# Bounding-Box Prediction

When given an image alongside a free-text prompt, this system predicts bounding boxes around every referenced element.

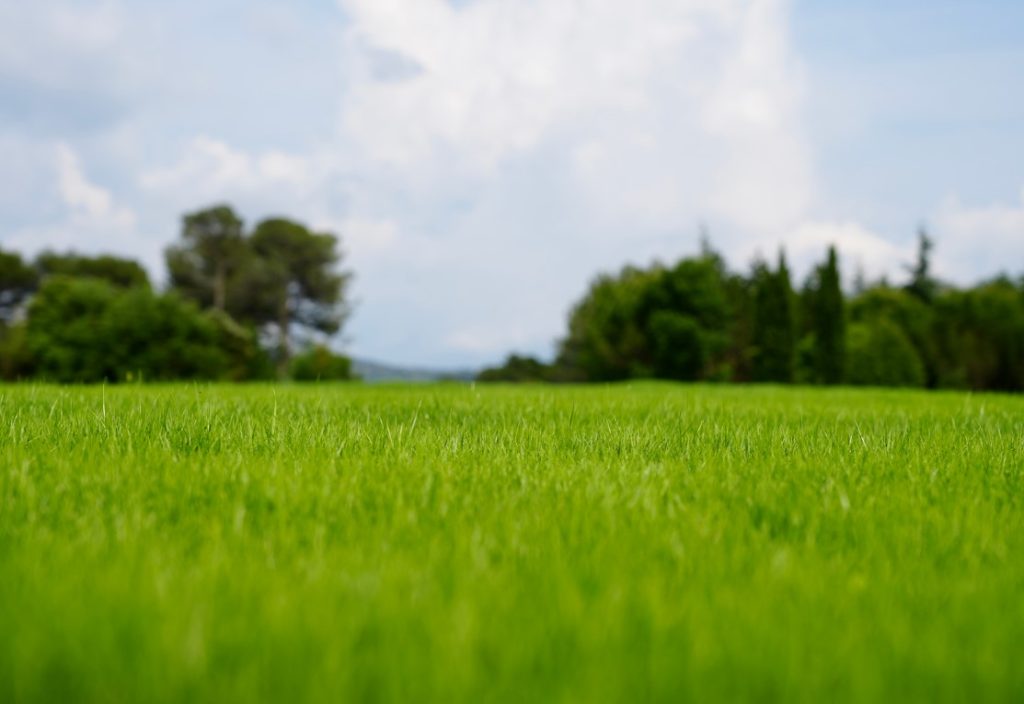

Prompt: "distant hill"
[350,358,477,383]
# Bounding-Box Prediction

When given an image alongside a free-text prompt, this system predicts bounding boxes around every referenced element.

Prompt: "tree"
[558,265,665,381]
[850,284,937,387]
[0,248,38,323]
[248,218,351,372]
[25,276,115,382]
[812,246,845,384]
[166,205,246,311]
[752,251,796,383]
[557,254,730,382]
[35,251,149,289]
[905,226,938,303]
[648,311,705,381]
[846,319,925,388]
[932,279,1024,391]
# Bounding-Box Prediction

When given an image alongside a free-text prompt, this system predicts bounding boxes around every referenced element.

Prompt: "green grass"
[1,383,1022,702]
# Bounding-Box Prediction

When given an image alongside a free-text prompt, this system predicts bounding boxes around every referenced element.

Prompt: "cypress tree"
[813,246,845,384]
[753,250,796,382]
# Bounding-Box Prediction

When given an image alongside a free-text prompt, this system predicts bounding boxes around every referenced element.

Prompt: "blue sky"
[1,0,1022,368]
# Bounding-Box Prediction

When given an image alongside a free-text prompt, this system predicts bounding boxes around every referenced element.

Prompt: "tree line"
[480,232,1024,392]
[0,205,353,383]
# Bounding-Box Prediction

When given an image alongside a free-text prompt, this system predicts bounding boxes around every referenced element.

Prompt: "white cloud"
[783,220,911,287]
[139,136,325,199]
[329,0,820,361]
[6,0,1017,367]
[338,0,812,239]
[5,142,142,264]
[340,0,715,172]
[56,143,116,220]
[934,189,1024,284]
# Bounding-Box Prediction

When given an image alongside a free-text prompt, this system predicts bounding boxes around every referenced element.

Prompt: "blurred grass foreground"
[1,383,1022,702]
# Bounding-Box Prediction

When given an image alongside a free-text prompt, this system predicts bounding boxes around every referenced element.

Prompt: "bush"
[289,345,353,382]
[101,289,229,381]
[0,323,32,380]
[478,355,550,383]
[846,319,925,388]
[25,277,231,382]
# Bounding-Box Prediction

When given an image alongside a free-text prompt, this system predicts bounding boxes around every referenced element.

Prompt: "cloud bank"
[1,0,1021,366]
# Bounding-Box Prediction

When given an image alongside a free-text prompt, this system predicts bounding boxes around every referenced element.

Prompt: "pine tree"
[905,226,937,303]
[813,246,845,384]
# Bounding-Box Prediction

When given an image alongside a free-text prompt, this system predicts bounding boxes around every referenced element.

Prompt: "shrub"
[25,277,231,382]
[846,319,925,388]
[289,345,353,382]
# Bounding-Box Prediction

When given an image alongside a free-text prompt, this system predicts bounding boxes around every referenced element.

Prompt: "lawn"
[1,383,1022,702]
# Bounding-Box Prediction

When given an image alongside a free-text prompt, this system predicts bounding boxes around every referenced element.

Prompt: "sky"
[1,0,1023,369]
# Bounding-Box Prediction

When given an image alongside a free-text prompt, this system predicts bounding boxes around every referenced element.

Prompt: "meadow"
[0,383,1021,702]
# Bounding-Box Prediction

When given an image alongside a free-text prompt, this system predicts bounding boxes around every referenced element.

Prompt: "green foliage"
[811,246,845,384]
[1,384,1022,701]
[549,238,1024,391]
[849,285,936,385]
[846,319,925,388]
[648,311,705,381]
[558,266,657,381]
[558,256,728,382]
[289,345,353,382]
[932,279,1024,390]
[35,251,150,289]
[752,252,796,383]
[249,218,351,366]
[166,210,351,373]
[166,204,246,311]
[478,354,551,382]
[25,276,118,382]
[206,309,276,382]
[24,277,229,382]
[0,322,31,380]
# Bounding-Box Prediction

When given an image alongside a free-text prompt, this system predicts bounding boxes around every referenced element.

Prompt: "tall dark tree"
[752,251,796,383]
[166,205,246,311]
[247,218,351,371]
[812,246,845,384]
[905,226,938,303]
[0,248,38,323]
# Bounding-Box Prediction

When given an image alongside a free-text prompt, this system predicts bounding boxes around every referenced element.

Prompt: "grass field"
[1,383,1022,702]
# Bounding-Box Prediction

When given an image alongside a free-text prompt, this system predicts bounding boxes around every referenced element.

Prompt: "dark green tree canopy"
[557,254,729,382]
[35,251,150,289]
[248,218,351,363]
[166,204,246,310]
[846,319,925,388]
[164,209,352,374]
[249,218,350,334]
[25,276,231,383]
[752,251,796,383]
[811,246,845,384]
[648,311,706,381]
